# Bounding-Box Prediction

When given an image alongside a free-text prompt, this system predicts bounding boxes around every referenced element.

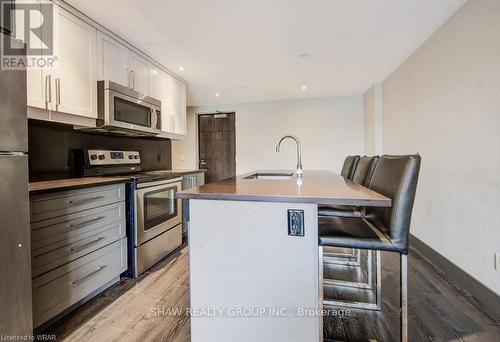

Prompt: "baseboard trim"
[410,234,500,321]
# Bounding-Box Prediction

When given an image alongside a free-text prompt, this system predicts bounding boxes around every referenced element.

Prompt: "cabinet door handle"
[69,216,104,230]
[67,195,104,206]
[129,70,134,89]
[45,75,51,106]
[71,266,106,285]
[56,78,61,105]
[69,237,104,253]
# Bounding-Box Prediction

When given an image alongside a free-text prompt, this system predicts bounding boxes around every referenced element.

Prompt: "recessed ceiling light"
[301,85,308,90]
[178,66,185,71]
[215,93,220,97]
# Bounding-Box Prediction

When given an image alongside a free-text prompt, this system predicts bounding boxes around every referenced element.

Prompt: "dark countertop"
[177,170,391,206]
[29,169,205,194]
[29,177,131,194]
[168,169,206,176]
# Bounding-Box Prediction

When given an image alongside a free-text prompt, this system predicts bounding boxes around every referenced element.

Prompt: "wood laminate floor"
[42,246,500,342]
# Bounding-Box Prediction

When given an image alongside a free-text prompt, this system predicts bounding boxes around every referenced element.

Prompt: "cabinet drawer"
[30,184,125,222]
[32,238,127,328]
[31,202,125,251]
[32,220,126,277]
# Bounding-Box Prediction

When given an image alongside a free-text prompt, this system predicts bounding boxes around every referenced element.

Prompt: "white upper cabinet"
[167,75,187,136]
[25,2,186,137]
[27,0,49,109]
[96,32,129,87]
[51,6,97,118]
[28,5,97,119]
[129,52,150,95]
[150,67,173,133]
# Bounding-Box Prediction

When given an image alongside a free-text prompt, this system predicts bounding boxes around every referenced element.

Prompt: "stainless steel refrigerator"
[0,33,32,336]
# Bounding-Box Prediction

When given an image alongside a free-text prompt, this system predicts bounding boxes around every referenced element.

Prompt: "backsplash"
[28,119,172,181]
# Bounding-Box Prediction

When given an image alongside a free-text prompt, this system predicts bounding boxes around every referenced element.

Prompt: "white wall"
[380,0,500,295]
[363,83,383,155]
[172,96,364,174]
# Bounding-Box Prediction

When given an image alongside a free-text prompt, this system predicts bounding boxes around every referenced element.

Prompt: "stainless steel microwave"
[84,80,162,136]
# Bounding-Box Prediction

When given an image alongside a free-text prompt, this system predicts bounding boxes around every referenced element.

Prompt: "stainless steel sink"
[243,172,293,180]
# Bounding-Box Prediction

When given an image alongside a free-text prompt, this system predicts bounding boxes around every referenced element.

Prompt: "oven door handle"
[136,179,183,190]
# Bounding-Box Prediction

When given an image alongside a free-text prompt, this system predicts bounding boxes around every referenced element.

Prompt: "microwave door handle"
[151,107,158,130]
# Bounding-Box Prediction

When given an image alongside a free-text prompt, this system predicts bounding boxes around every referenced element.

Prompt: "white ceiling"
[66,0,466,106]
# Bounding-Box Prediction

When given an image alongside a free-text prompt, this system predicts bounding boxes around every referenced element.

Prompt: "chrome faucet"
[276,135,303,176]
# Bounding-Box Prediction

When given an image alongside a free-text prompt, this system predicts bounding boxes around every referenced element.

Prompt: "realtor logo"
[1,0,55,70]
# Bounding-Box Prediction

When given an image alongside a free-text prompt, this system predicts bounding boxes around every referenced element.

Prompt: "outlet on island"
[287,209,304,237]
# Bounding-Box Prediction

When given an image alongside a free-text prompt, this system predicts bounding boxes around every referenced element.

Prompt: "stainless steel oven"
[78,80,162,136]
[134,177,183,276]
[136,178,182,245]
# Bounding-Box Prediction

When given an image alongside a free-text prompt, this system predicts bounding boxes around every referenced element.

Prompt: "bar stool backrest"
[365,154,421,254]
[352,156,379,186]
[340,155,360,180]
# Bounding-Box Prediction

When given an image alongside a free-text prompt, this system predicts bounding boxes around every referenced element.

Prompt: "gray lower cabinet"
[30,183,127,328]
[181,172,205,190]
[181,172,205,234]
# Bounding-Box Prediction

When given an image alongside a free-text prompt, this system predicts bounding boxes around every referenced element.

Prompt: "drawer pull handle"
[71,266,106,285]
[69,216,104,230]
[68,196,104,205]
[69,237,104,253]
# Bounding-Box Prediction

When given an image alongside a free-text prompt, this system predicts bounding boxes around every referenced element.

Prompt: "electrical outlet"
[288,209,304,237]
[496,253,500,272]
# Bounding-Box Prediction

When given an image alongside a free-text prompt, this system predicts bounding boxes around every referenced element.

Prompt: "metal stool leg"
[400,254,408,342]
[318,246,324,342]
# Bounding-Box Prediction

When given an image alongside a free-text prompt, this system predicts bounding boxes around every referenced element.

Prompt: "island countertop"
[177,170,391,207]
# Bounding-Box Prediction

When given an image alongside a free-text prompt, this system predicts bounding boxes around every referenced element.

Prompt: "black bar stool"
[340,155,360,180]
[319,155,379,218]
[319,154,421,342]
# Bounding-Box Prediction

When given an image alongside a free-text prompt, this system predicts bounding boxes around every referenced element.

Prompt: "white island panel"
[189,199,320,342]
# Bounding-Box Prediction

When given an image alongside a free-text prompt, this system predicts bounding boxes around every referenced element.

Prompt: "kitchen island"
[177,170,391,342]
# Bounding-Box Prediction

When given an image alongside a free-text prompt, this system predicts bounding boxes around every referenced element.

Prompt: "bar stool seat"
[319,216,398,254]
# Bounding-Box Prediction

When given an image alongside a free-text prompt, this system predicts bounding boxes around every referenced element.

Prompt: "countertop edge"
[28,178,131,194]
[176,192,391,207]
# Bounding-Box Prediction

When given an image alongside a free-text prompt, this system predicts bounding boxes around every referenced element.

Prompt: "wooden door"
[198,113,236,183]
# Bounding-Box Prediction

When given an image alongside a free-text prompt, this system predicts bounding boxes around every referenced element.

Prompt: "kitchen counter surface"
[177,170,391,207]
[29,169,205,194]
[29,177,131,194]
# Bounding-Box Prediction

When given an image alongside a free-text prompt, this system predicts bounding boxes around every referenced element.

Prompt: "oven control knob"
[90,154,97,160]
[98,154,105,160]
[134,155,139,159]
[129,155,134,159]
